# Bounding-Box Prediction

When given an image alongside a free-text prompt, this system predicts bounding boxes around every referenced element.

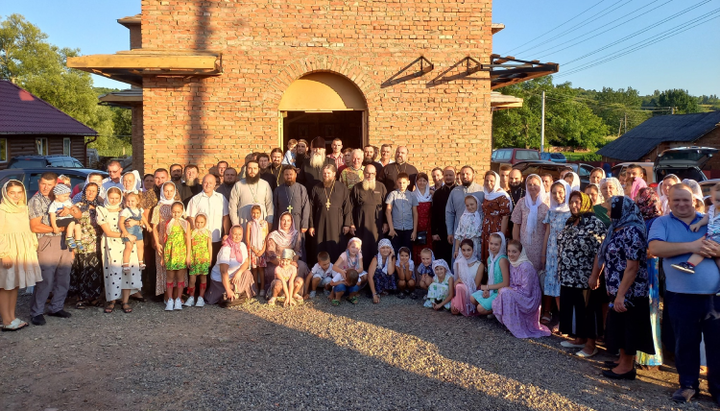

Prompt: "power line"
[505,0,607,54]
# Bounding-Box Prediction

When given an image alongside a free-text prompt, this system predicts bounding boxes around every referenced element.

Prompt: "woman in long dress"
[540,180,571,323]
[481,171,511,261]
[511,174,548,270]
[151,182,188,297]
[412,173,433,262]
[96,187,142,313]
[69,182,104,308]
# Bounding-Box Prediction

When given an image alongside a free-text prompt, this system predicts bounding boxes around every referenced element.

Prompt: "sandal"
[122,303,133,313]
[139,260,146,270]
[130,293,147,303]
[540,314,552,325]
[1,318,28,332]
[75,301,87,310]
[267,297,277,305]
[348,296,359,305]
[331,299,340,306]
[104,301,116,313]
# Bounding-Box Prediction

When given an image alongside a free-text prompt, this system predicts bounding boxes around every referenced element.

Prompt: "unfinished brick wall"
[140,0,493,175]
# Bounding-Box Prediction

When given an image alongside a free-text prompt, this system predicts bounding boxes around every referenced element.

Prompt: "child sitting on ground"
[368,239,396,304]
[268,249,303,307]
[309,251,336,298]
[333,237,367,288]
[395,246,416,299]
[673,182,720,274]
[119,192,150,272]
[48,184,83,251]
[416,248,435,291]
[424,259,455,310]
[282,139,298,166]
[329,269,360,306]
[245,204,268,295]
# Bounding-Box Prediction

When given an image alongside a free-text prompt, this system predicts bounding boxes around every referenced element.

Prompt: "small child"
[185,213,212,307]
[395,247,416,299]
[673,183,720,274]
[119,192,150,272]
[333,237,367,289]
[282,139,298,166]
[386,173,419,253]
[268,249,303,307]
[424,259,455,310]
[368,239,396,304]
[48,184,83,251]
[310,251,336,298]
[416,248,435,291]
[162,202,191,311]
[329,269,360,306]
[454,195,482,260]
[57,174,71,187]
[245,204,268,296]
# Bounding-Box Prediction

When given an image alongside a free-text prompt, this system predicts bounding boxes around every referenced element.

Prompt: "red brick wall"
[139,0,493,176]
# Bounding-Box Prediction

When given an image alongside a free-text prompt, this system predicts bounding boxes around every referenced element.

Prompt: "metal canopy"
[489,55,559,90]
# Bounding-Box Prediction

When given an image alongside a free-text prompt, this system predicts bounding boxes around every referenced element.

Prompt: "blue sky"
[3,0,719,96]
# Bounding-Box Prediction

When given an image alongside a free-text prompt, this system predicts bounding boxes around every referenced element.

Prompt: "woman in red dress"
[481,171,512,261]
[412,173,433,262]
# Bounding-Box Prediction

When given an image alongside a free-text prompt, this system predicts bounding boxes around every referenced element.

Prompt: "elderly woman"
[596,177,623,227]
[592,197,655,380]
[264,212,310,297]
[68,182,104,309]
[481,171,512,261]
[121,171,143,194]
[96,187,142,313]
[557,191,607,357]
[511,174,548,270]
[204,225,256,306]
[0,180,42,331]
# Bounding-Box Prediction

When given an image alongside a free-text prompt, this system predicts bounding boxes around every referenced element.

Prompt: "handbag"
[415,231,428,244]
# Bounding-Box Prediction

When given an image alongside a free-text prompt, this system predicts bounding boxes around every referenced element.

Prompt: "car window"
[9,159,46,168]
[521,165,542,176]
[515,150,540,160]
[578,165,591,177]
[496,150,509,161]
[26,173,44,194]
[656,167,706,182]
[68,174,85,189]
[71,159,83,168]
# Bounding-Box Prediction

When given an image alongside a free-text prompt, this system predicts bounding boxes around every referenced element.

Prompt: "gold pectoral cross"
[325,199,331,210]
[287,205,293,213]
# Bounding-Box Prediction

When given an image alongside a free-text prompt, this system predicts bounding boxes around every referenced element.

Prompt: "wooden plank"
[67,54,218,70]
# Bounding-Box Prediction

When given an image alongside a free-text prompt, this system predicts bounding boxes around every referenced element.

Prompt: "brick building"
[68,0,556,174]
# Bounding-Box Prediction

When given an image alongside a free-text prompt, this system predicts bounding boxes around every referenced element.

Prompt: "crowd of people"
[0,138,718,405]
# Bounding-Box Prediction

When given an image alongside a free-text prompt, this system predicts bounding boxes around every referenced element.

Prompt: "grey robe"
[229,179,274,227]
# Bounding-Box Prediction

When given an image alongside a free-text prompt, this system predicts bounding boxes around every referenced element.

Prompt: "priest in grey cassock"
[350,164,387,268]
[272,166,310,239]
[298,137,335,194]
[308,164,352,267]
[228,160,274,227]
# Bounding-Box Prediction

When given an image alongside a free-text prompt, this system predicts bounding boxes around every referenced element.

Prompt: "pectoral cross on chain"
[325,199,331,210]
[287,205,293,213]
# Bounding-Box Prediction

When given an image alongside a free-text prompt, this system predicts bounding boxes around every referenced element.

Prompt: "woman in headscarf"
[541,180,572,324]
[557,191,607,357]
[592,196,655,380]
[450,239,484,317]
[682,178,705,213]
[471,232,509,315]
[584,183,603,206]
[511,174,549,270]
[264,212,309,297]
[151,181,188,299]
[121,171,143,195]
[493,239,551,339]
[68,182,104,309]
[657,174,680,215]
[481,171,512,261]
[0,180,41,331]
[412,172,433,262]
[204,225,256,306]
[590,168,606,185]
[563,172,581,193]
[96,187,142,313]
[367,238,397,304]
[634,187,664,368]
[596,177,623,227]
[628,177,648,201]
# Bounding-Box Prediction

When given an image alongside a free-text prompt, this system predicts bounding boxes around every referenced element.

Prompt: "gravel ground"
[1,292,717,411]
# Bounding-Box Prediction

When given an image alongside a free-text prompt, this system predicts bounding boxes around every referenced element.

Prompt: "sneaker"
[671,262,696,274]
[184,296,195,307]
[76,243,85,252]
[309,291,317,299]
[671,387,697,403]
[165,299,174,311]
[195,296,205,307]
[174,298,183,310]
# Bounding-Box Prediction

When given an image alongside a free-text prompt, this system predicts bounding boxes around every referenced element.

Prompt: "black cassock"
[350,183,387,268]
[298,156,335,194]
[272,183,310,233]
[308,182,352,267]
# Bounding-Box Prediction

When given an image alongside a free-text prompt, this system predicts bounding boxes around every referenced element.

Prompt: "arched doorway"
[278,72,368,152]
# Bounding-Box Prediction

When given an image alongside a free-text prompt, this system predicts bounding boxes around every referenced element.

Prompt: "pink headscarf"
[630,177,648,201]
[224,225,245,264]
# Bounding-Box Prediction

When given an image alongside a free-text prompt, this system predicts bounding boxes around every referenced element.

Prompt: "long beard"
[245,174,260,184]
[323,178,334,188]
[362,179,376,191]
[310,152,326,169]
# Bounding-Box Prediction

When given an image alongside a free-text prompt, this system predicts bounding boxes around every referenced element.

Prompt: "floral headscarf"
[598,196,646,266]
[376,238,393,274]
[566,191,593,224]
[80,182,101,208]
[635,187,661,222]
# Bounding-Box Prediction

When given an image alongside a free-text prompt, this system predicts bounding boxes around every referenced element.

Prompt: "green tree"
[655,89,700,114]
[586,87,652,135]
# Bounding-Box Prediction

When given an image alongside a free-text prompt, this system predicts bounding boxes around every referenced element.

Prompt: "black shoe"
[602,368,636,380]
[397,292,406,299]
[671,387,697,403]
[48,310,72,318]
[409,291,418,300]
[31,315,46,326]
[603,361,619,369]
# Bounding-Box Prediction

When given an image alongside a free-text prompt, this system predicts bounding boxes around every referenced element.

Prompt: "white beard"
[310,151,326,169]
[362,179,376,191]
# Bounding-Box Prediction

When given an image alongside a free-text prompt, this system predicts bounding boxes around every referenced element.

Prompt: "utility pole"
[541,91,545,153]
[624,112,627,134]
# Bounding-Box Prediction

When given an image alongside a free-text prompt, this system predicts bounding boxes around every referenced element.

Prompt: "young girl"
[119,192,150,273]
[184,213,212,307]
[268,249,302,307]
[540,181,572,323]
[454,195,483,260]
[416,248,435,291]
[367,238,396,304]
[412,173,433,262]
[471,232,510,315]
[423,259,454,311]
[334,237,366,288]
[450,239,484,316]
[245,204,268,295]
[395,247,416,299]
[162,202,191,311]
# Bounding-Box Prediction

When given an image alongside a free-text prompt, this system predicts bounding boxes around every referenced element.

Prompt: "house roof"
[597,111,720,161]
[0,80,98,136]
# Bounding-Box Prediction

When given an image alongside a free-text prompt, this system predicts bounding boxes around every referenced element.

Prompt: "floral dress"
[542,210,571,297]
[424,273,451,309]
[152,203,188,295]
[164,222,188,271]
[511,201,549,271]
[373,256,397,294]
[190,228,211,276]
[69,204,103,302]
[557,215,607,289]
[481,196,511,261]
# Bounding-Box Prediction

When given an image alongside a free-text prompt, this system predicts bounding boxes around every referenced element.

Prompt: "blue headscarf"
[598,196,647,266]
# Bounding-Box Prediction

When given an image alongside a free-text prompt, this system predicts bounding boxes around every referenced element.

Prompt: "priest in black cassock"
[378,145,418,193]
[350,164,388,268]
[272,166,310,235]
[298,137,335,194]
[308,164,352,267]
[431,166,456,266]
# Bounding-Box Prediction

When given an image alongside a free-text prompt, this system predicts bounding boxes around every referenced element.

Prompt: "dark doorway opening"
[282,111,364,152]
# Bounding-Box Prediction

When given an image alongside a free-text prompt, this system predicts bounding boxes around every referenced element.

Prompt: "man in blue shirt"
[649,183,720,405]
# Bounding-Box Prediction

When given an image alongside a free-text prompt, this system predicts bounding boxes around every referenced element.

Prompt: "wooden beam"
[67,53,219,70]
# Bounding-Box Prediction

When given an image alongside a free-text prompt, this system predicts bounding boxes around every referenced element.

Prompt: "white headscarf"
[121,170,143,194]
[600,177,624,199]
[431,259,451,277]
[454,240,479,293]
[564,172,581,192]
[483,171,512,210]
[486,232,507,286]
[508,242,533,268]
[159,181,177,206]
[682,179,704,207]
[523,174,547,239]
[414,183,432,203]
[103,187,124,211]
[376,238,393,274]
[658,174,680,215]
[549,180,571,213]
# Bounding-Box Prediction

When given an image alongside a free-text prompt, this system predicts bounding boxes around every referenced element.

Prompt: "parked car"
[610,162,656,186]
[700,178,720,198]
[8,155,84,169]
[540,152,567,163]
[512,161,594,190]
[491,148,541,171]
[0,168,107,201]
[654,146,716,183]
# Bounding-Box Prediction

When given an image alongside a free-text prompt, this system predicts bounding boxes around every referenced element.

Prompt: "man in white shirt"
[101,160,124,192]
